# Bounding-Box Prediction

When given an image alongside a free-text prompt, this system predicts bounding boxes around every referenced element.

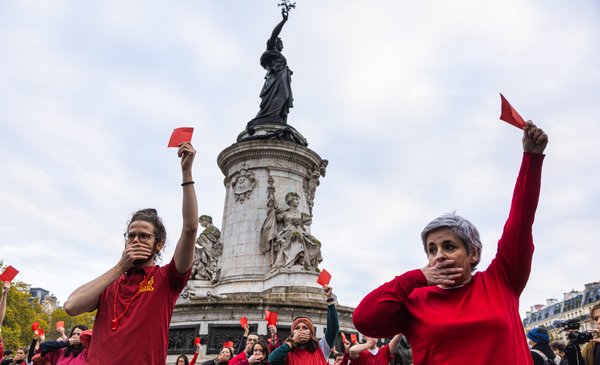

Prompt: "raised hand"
[522,121,548,154]
[420,260,464,286]
[323,285,333,299]
[344,339,351,353]
[178,142,196,172]
[2,281,9,295]
[244,324,250,337]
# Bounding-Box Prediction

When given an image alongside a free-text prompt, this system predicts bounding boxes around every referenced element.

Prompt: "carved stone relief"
[303,160,328,216]
[191,215,222,283]
[167,325,202,354]
[231,163,257,203]
[260,176,323,271]
[207,324,258,355]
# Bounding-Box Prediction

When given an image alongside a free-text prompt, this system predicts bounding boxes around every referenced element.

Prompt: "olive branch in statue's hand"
[278,0,296,18]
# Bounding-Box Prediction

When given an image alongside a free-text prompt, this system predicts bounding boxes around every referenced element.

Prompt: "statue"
[246,8,293,134]
[261,189,323,270]
[191,215,221,282]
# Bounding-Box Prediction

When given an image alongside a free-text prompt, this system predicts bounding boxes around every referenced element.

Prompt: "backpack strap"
[531,349,548,361]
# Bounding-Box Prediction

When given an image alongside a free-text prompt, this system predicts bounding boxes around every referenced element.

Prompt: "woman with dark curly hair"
[38,325,89,365]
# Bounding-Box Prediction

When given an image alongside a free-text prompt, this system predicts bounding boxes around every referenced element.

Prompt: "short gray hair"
[420,213,482,272]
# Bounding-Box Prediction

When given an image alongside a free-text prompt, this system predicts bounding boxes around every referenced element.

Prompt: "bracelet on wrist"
[181,181,195,186]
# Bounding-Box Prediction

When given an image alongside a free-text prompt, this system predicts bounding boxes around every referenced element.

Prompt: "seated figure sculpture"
[270,192,322,269]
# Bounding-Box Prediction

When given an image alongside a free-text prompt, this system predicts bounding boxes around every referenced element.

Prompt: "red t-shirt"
[85,258,190,365]
[353,153,544,365]
[351,345,392,365]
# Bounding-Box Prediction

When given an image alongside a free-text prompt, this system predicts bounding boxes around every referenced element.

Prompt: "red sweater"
[353,153,544,365]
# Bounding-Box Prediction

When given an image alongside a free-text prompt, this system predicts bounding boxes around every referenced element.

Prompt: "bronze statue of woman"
[247,10,293,132]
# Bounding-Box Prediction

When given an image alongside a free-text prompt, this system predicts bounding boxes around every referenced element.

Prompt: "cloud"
[1,0,599,320]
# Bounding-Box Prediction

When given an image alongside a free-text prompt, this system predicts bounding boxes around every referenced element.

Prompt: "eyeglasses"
[124,232,155,242]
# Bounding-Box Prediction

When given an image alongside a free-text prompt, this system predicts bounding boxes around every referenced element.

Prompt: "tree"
[0,264,48,350]
[45,307,96,341]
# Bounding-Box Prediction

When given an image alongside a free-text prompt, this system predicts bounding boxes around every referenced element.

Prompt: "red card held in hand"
[341,332,347,343]
[194,337,201,345]
[228,341,234,348]
[265,309,278,326]
[316,269,332,286]
[351,334,357,343]
[32,322,40,331]
[499,93,526,130]
[56,321,65,329]
[0,265,19,282]
[168,127,194,148]
[38,328,44,336]
[240,316,248,328]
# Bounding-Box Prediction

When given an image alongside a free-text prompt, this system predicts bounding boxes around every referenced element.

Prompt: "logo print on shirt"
[139,276,154,293]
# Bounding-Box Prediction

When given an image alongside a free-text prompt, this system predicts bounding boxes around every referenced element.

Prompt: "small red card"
[265,309,277,326]
[499,93,526,130]
[194,337,201,345]
[32,322,40,331]
[240,316,248,328]
[38,328,44,336]
[0,266,19,282]
[317,269,332,286]
[350,334,357,343]
[56,321,65,329]
[168,127,194,147]
[223,342,228,348]
[341,332,347,343]
[333,346,336,352]
[228,341,233,348]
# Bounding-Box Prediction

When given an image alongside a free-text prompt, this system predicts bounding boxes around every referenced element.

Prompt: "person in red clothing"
[62,142,199,365]
[237,339,270,365]
[353,121,548,365]
[231,325,279,364]
[0,282,9,357]
[349,335,402,365]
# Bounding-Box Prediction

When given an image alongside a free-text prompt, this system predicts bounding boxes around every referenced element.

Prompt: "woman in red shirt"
[353,121,548,365]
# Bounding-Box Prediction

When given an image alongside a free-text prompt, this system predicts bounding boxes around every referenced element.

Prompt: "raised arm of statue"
[267,10,288,50]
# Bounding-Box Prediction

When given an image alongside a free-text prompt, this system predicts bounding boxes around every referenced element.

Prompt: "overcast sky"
[1,0,599,319]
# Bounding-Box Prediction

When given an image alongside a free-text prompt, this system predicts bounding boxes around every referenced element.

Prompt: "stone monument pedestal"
[167,125,356,364]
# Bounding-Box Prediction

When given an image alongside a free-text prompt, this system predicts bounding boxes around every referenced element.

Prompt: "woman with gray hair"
[353,121,548,365]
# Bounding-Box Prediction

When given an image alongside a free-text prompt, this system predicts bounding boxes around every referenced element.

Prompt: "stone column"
[215,124,327,298]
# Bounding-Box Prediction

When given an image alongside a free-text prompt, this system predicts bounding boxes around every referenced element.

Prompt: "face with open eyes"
[426,228,478,287]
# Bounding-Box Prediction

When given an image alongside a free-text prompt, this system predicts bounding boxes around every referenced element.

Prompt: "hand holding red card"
[240,316,248,328]
[194,337,201,345]
[228,341,234,348]
[168,127,194,148]
[499,94,526,130]
[32,322,40,331]
[38,328,44,337]
[0,265,19,282]
[56,321,65,330]
[317,269,331,286]
[350,334,357,343]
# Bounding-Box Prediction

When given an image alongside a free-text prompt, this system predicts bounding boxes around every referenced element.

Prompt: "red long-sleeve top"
[353,153,544,365]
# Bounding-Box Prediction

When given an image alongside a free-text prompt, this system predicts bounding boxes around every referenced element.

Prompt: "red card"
[228,341,234,348]
[56,321,65,329]
[333,346,336,352]
[499,93,525,130]
[341,332,347,343]
[350,334,357,343]
[32,322,40,331]
[194,337,201,345]
[223,342,228,348]
[317,269,332,286]
[240,316,248,328]
[38,329,44,336]
[168,127,194,147]
[0,266,19,282]
[265,309,277,326]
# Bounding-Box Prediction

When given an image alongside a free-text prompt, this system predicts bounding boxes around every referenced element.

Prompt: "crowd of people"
[1,122,599,365]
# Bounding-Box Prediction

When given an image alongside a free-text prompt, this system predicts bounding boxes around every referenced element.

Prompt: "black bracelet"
[181,181,195,186]
[326,298,334,302]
